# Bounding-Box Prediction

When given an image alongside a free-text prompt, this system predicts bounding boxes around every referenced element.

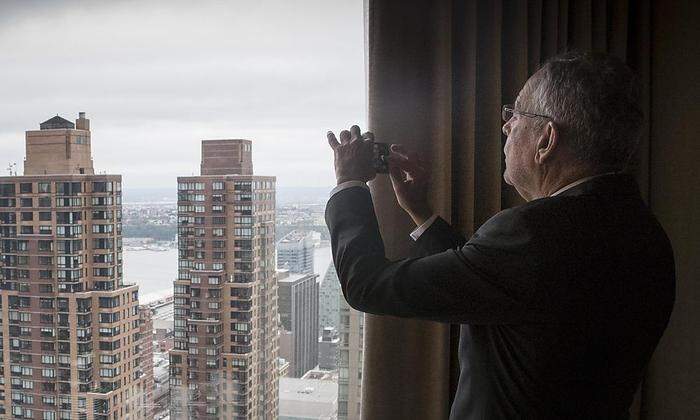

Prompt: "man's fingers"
[350,125,362,141]
[327,131,340,149]
[389,162,405,184]
[388,151,419,170]
[392,144,423,165]
[339,130,352,144]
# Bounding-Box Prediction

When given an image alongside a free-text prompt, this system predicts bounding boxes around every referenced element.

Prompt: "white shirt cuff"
[330,181,369,198]
[409,214,438,241]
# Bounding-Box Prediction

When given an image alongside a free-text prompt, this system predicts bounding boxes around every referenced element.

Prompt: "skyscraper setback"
[277,270,319,378]
[170,139,279,419]
[0,114,153,419]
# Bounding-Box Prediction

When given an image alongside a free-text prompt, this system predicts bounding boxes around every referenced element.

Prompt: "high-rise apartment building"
[337,295,364,420]
[170,139,278,419]
[277,270,318,378]
[318,262,340,335]
[318,326,339,370]
[276,231,314,275]
[0,113,153,419]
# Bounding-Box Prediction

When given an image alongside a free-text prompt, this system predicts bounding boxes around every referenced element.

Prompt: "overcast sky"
[0,0,365,189]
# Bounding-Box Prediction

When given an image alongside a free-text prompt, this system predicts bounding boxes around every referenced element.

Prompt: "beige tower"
[24,112,94,176]
[338,296,364,420]
[0,114,153,419]
[170,139,279,419]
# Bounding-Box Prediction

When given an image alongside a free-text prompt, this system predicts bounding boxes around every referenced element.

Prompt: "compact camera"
[372,142,391,174]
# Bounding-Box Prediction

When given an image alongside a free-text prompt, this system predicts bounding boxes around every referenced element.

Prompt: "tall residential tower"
[170,140,278,419]
[0,113,153,419]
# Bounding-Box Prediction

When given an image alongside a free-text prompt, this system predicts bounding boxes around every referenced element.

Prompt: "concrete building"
[337,295,364,420]
[318,262,340,334]
[278,270,319,378]
[153,351,171,418]
[0,113,153,419]
[278,357,291,379]
[318,327,340,371]
[170,139,279,419]
[279,377,338,420]
[139,305,155,418]
[277,230,314,275]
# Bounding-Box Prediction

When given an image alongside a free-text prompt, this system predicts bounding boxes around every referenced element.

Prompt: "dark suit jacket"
[325,173,675,419]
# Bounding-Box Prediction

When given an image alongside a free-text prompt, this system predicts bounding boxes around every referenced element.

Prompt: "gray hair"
[527,51,643,172]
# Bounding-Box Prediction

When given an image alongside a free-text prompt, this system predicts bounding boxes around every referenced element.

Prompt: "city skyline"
[0,112,352,419]
[0,0,365,189]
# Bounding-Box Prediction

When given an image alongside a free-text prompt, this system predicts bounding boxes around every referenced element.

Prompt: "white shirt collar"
[549,172,617,197]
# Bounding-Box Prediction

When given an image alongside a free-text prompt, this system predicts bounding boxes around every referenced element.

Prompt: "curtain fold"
[364,1,453,419]
[362,1,693,419]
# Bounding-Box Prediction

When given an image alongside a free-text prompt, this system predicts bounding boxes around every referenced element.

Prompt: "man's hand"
[387,144,433,226]
[327,125,376,185]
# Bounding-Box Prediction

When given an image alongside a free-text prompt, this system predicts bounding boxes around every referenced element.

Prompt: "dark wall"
[644,1,700,418]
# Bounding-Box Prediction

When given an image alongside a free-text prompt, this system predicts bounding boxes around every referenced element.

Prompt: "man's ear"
[534,121,558,165]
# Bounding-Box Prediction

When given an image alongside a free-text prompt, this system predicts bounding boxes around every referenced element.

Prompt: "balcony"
[77,305,92,313]
[93,399,110,415]
[230,345,252,354]
[94,382,118,394]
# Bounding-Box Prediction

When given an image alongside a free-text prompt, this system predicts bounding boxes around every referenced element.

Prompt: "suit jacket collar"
[556,172,641,198]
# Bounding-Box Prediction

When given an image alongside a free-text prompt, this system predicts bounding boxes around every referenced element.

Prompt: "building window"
[38,182,51,193]
[38,196,51,207]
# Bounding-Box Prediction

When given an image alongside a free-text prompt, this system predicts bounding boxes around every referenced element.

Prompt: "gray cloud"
[0,0,366,188]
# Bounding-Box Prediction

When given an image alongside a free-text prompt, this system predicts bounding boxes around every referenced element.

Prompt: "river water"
[123,247,334,304]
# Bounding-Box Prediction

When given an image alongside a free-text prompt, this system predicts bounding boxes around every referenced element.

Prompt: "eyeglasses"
[502,104,552,122]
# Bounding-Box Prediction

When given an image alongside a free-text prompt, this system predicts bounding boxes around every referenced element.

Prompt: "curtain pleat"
[364,1,654,419]
[627,0,651,202]
[527,0,544,73]
[473,1,506,222]
[607,0,629,59]
[365,1,453,419]
[569,0,593,50]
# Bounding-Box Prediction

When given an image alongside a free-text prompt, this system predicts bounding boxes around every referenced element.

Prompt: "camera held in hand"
[373,142,391,174]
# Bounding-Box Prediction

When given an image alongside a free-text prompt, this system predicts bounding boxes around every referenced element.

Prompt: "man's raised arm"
[325,185,542,325]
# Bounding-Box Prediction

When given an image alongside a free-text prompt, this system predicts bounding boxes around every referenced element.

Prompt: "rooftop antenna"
[6,162,17,176]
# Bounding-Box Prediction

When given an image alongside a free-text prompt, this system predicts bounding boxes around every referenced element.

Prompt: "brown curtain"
[364,0,699,419]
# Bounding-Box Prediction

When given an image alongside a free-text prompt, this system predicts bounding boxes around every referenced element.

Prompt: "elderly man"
[325,52,675,419]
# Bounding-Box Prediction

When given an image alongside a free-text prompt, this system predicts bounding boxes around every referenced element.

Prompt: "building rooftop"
[279,230,311,244]
[200,139,253,176]
[277,272,317,284]
[39,115,75,130]
[279,377,338,419]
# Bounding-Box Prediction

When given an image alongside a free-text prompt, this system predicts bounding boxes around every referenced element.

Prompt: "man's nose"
[502,121,511,136]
